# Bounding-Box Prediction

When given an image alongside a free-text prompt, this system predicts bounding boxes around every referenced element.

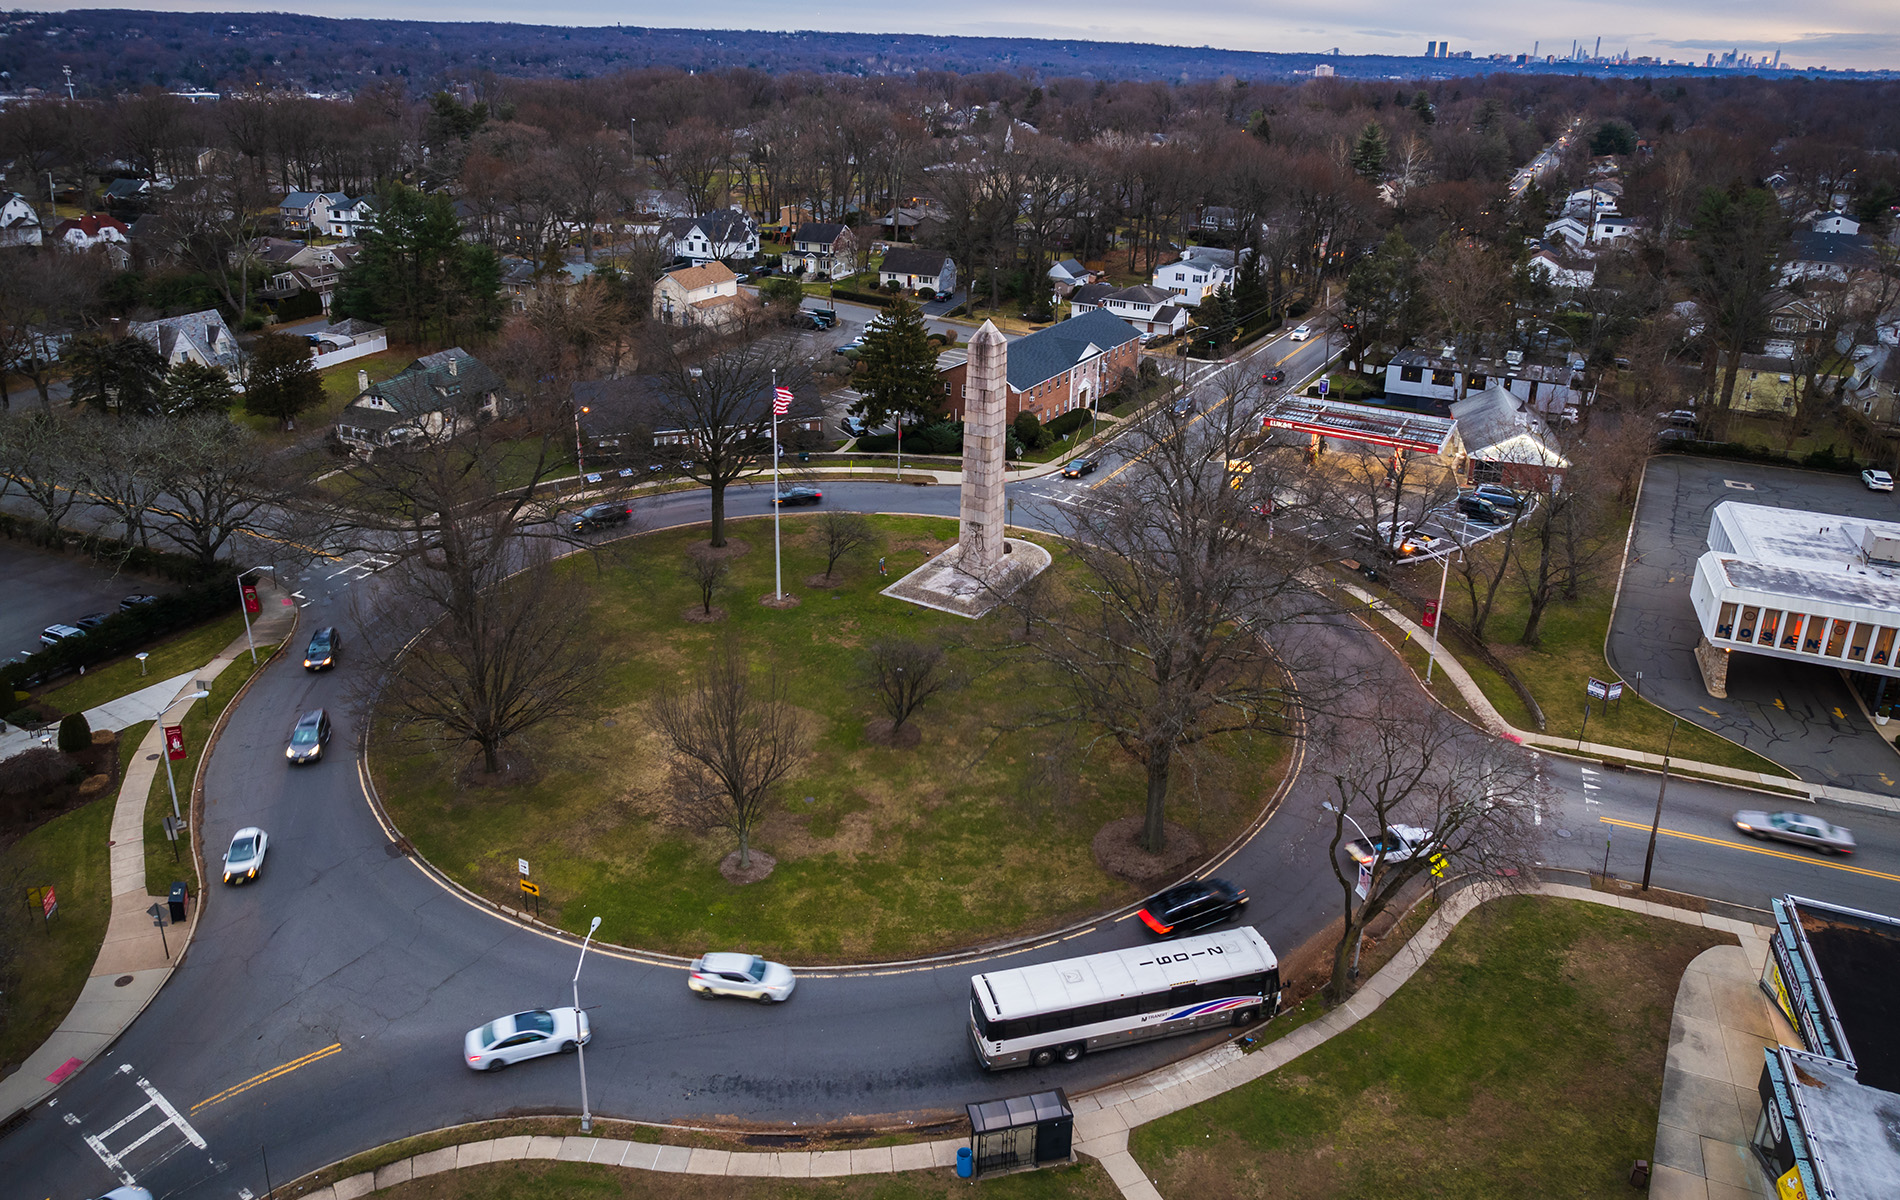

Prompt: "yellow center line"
[1597,817,1900,883]
[192,1042,342,1113]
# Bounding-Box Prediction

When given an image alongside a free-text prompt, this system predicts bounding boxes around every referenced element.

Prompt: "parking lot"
[0,540,162,662]
[1606,455,1900,791]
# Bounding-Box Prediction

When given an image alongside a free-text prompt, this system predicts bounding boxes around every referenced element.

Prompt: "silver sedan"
[1733,811,1855,855]
[688,952,796,1003]
[463,1007,590,1070]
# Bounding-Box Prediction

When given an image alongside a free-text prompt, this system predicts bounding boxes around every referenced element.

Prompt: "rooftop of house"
[792,222,850,246]
[877,246,952,276]
[1790,229,1883,268]
[1001,308,1142,390]
[1388,346,1578,385]
[353,349,506,421]
[663,261,738,291]
[1448,384,1570,468]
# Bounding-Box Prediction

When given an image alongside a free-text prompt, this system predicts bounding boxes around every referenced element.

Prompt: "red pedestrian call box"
[1422,600,1439,630]
[164,725,187,761]
[242,583,261,614]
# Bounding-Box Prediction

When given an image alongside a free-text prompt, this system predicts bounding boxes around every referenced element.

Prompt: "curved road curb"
[354,510,1312,974]
[283,877,1766,1200]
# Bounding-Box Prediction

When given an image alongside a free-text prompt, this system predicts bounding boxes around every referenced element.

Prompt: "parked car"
[1288,324,1313,341]
[1658,409,1698,426]
[1353,520,1422,552]
[1061,459,1097,478]
[934,290,954,302]
[74,612,111,630]
[40,623,85,647]
[1135,877,1249,937]
[840,415,868,438]
[1733,811,1855,855]
[285,709,332,765]
[1471,484,1525,510]
[774,485,823,506]
[1454,495,1503,524]
[1863,469,1894,492]
[120,594,159,611]
[221,826,269,884]
[463,1007,591,1071]
[1344,824,1436,866]
[1260,369,1286,385]
[565,502,633,533]
[832,338,864,355]
[804,307,837,329]
[303,626,340,671]
[85,1187,153,1200]
[688,952,797,1002]
[734,272,750,283]
[1655,428,1695,445]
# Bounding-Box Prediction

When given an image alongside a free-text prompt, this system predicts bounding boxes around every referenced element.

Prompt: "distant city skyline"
[58,3,1900,72]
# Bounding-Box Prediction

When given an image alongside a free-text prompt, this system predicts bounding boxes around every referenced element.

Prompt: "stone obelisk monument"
[880,317,1050,617]
[958,320,1009,569]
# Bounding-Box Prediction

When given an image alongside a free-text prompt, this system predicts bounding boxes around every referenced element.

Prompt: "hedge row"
[827,287,895,308]
[2,572,238,695]
[1045,407,1094,439]
[857,420,965,455]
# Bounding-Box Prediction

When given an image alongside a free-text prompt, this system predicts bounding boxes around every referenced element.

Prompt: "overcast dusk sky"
[69,2,1900,71]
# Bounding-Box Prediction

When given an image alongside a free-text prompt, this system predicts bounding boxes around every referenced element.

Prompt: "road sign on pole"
[520,880,540,897]
[518,858,530,877]
[1355,863,1371,900]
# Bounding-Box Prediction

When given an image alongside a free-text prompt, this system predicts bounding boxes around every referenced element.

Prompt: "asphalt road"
[11,388,1900,1200]
[1606,456,1900,792]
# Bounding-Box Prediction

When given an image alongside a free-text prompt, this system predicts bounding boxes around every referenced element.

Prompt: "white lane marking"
[81,1074,208,1186]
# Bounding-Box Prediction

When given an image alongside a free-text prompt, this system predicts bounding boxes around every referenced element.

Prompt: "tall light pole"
[236,565,275,664]
[573,915,601,1133]
[1425,545,1463,684]
[574,405,589,478]
[159,690,212,821]
[771,374,792,600]
[1640,718,1680,892]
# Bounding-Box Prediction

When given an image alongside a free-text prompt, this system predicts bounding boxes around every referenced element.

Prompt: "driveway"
[1607,456,1900,792]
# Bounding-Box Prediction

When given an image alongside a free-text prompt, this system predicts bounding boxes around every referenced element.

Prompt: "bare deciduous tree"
[1016,377,1340,852]
[814,510,876,583]
[688,551,728,617]
[653,641,808,870]
[1317,704,1546,1001]
[866,638,954,736]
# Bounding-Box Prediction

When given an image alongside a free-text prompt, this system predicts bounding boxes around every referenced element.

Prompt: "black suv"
[303,626,341,671]
[1136,877,1249,937]
[566,502,632,533]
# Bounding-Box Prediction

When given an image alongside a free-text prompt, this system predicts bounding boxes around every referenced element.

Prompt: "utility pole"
[1640,718,1680,892]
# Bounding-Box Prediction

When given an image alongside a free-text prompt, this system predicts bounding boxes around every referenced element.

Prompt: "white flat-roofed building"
[1689,501,1900,698]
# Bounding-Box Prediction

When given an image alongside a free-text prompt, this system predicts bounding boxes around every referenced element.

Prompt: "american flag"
[772,386,794,415]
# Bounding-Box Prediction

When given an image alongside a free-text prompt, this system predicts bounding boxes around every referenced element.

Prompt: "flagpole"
[772,370,783,600]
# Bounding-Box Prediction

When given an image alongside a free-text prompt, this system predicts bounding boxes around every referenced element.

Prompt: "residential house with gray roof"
[128,309,241,378]
[333,349,513,453]
[936,308,1143,425]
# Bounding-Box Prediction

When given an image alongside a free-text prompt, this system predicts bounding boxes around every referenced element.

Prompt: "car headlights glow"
[287,746,296,758]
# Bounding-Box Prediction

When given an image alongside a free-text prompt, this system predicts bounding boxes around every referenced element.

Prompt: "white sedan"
[221,827,269,885]
[1862,469,1893,492]
[688,952,797,1003]
[1288,324,1314,341]
[463,1007,590,1071]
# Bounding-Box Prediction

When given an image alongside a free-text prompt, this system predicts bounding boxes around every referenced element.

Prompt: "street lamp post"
[159,690,212,821]
[573,915,601,1133]
[573,405,589,479]
[1321,801,1372,978]
[1425,545,1464,684]
[236,565,275,664]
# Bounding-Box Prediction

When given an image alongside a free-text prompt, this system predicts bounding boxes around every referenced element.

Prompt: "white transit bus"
[968,927,1280,1070]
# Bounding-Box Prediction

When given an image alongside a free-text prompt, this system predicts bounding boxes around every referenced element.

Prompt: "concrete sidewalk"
[0,669,197,761]
[288,881,1770,1200]
[0,582,299,1123]
[1334,579,1900,814]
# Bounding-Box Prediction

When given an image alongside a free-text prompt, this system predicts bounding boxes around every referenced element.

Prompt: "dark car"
[565,502,632,533]
[774,485,823,506]
[1136,878,1249,937]
[285,708,332,765]
[120,594,159,611]
[74,612,111,630]
[1061,459,1097,478]
[1260,369,1286,386]
[1171,396,1195,417]
[303,626,340,671]
[1454,495,1502,524]
[934,290,954,302]
[1470,484,1525,511]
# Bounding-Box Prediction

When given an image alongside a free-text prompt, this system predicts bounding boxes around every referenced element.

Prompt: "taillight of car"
[468,1054,481,1064]
[1137,909,1172,935]
[1349,846,1375,864]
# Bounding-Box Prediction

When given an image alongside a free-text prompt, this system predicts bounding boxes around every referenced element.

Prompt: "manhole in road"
[114,975,134,987]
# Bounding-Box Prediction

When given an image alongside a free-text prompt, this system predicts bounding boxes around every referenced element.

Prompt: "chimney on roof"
[358,369,369,392]
[448,356,458,377]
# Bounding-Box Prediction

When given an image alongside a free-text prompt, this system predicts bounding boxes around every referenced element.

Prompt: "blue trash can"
[956,1147,972,1178]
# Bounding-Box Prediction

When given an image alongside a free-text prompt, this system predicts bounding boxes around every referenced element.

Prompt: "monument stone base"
[882,538,1052,619]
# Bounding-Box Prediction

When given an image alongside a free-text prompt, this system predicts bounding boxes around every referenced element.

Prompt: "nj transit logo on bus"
[1166,997,1255,1022]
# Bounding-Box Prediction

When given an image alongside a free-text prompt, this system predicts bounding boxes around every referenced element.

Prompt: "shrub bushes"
[58,712,92,753]
[857,420,964,455]
[828,287,895,307]
[0,571,238,693]
[1046,408,1093,439]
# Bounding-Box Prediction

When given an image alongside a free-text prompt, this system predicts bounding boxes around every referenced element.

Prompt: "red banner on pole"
[1422,600,1439,630]
[41,886,56,918]
[164,725,186,761]
[242,583,261,614]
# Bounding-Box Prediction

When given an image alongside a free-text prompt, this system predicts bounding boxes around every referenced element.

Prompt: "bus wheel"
[1031,1048,1055,1068]
[1232,1007,1258,1026]
[1059,1043,1084,1063]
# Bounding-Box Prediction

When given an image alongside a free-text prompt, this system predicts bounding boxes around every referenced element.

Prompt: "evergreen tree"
[1230,243,1267,324]
[334,183,501,343]
[853,300,943,431]
[1411,91,1436,125]
[159,359,237,417]
[64,334,167,419]
[1351,121,1389,179]
[1343,232,1425,368]
[1589,120,1638,157]
[243,331,325,429]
